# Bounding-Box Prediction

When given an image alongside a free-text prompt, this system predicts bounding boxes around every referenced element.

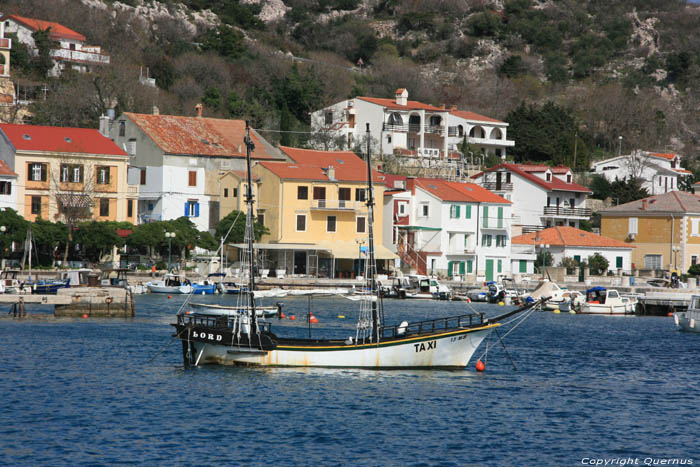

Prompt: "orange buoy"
[290,315,296,321]
[467,297,472,303]
[168,295,172,299]
[310,316,319,324]
[280,312,286,319]
[82,313,88,319]
[667,312,674,317]
[476,360,485,372]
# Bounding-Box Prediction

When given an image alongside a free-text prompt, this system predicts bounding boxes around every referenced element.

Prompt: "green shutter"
[482,206,488,228]
[616,256,623,268]
[456,205,460,218]
[459,261,465,275]
[574,255,581,264]
[497,206,503,228]
[447,261,454,279]
[519,259,527,273]
[497,259,502,273]
[466,205,471,219]
[467,260,473,273]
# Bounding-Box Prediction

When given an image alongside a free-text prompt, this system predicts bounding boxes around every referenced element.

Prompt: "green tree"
[273,64,322,125]
[498,55,527,78]
[587,253,609,275]
[535,250,553,273]
[126,222,168,262]
[590,175,612,200]
[73,221,126,263]
[0,209,28,262]
[31,219,67,267]
[610,177,649,205]
[31,29,57,77]
[559,256,578,274]
[200,25,247,60]
[215,210,269,243]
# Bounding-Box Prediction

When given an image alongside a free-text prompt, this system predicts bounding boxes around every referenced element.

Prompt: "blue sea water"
[1,295,698,466]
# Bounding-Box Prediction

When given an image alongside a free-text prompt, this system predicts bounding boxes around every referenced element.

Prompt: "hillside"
[3,0,700,175]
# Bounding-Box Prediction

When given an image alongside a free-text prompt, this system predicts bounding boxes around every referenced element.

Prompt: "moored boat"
[580,287,631,315]
[171,122,544,369]
[674,295,700,333]
[147,273,193,294]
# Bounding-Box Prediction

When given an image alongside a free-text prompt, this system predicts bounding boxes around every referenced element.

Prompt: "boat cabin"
[100,269,131,287]
[586,286,618,304]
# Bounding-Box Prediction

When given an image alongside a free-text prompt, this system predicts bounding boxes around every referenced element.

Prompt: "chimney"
[395,88,407,106]
[327,165,336,181]
[195,103,203,118]
[642,199,647,211]
[152,106,159,115]
[98,114,110,137]
[440,104,445,109]
[451,105,457,111]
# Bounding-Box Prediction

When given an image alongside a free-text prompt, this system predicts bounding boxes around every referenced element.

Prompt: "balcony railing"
[481,182,513,191]
[311,199,364,210]
[521,225,543,234]
[50,48,110,65]
[543,206,591,218]
[383,123,444,135]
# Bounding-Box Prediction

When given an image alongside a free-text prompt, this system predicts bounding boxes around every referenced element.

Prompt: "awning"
[396,225,441,231]
[230,243,320,250]
[316,241,398,260]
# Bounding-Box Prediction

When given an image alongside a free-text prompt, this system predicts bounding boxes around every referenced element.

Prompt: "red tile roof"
[124,113,281,160]
[650,152,676,160]
[0,160,17,177]
[3,14,86,42]
[512,226,634,248]
[357,96,446,112]
[472,163,591,194]
[0,123,126,156]
[231,170,260,181]
[262,147,383,183]
[413,178,510,204]
[450,110,504,124]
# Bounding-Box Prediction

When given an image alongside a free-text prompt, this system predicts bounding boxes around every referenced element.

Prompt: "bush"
[559,257,578,275]
[688,264,700,276]
[588,253,609,275]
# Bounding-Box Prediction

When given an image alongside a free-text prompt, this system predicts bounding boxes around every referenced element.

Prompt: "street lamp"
[672,245,681,270]
[539,243,550,279]
[0,225,5,269]
[618,136,623,156]
[165,231,176,272]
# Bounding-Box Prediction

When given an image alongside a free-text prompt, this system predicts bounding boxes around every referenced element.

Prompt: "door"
[294,251,307,275]
[496,172,502,191]
[338,187,350,208]
[485,259,494,281]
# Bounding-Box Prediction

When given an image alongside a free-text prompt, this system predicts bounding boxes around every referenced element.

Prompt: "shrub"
[688,264,700,276]
[559,257,578,275]
[588,253,609,275]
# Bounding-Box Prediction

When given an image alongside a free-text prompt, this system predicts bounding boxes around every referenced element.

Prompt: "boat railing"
[177,312,272,333]
[380,313,484,339]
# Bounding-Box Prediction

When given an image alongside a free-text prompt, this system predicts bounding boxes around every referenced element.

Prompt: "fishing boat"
[0,269,23,294]
[171,123,544,369]
[674,295,700,333]
[191,280,217,295]
[147,273,193,294]
[26,278,71,294]
[580,286,631,315]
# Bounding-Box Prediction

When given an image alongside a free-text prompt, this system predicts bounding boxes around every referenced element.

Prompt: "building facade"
[472,163,592,233]
[0,159,17,211]
[108,109,285,231]
[0,123,137,224]
[1,14,109,76]
[600,191,700,272]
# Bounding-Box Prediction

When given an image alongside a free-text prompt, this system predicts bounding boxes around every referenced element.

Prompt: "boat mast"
[364,124,383,339]
[244,121,257,332]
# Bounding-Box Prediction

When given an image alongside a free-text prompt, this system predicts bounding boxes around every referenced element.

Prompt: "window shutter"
[466,205,471,219]
[628,217,638,235]
[184,202,189,217]
[456,205,460,218]
[497,259,502,273]
[105,167,110,184]
[447,261,454,278]
[482,206,488,228]
[195,202,200,217]
[467,260,473,273]
[27,164,32,181]
[459,261,465,275]
[41,164,47,182]
[497,206,503,228]
[519,260,527,273]
[616,256,623,269]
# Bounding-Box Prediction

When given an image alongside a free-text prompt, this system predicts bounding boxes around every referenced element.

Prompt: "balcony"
[50,48,110,65]
[127,185,139,195]
[466,136,515,147]
[543,206,591,218]
[481,182,513,191]
[311,199,364,211]
[383,123,445,135]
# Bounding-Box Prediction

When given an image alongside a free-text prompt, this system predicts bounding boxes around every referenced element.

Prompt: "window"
[0,181,10,195]
[185,200,199,217]
[450,205,460,218]
[188,170,197,187]
[257,213,265,226]
[99,198,110,217]
[464,234,469,249]
[327,215,337,232]
[60,164,83,183]
[339,188,351,206]
[224,188,229,198]
[28,163,47,182]
[497,206,503,228]
[421,203,429,217]
[356,216,366,233]
[119,121,125,137]
[482,206,488,228]
[546,172,552,182]
[127,138,136,155]
[140,168,146,185]
[298,186,308,200]
[296,214,306,232]
[519,260,527,273]
[506,173,511,183]
[497,259,502,273]
[465,205,471,219]
[628,217,638,235]
[692,256,698,266]
[644,254,662,270]
[616,256,623,269]
[313,186,326,200]
[31,196,41,215]
[127,199,133,217]
[97,166,110,185]
[398,202,407,216]
[355,188,367,202]
[467,260,473,273]
[567,174,572,183]
[233,188,238,197]
[325,111,333,125]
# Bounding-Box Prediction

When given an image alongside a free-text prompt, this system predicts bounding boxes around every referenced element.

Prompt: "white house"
[311,88,514,163]
[472,163,592,233]
[0,14,109,76]
[383,176,512,281]
[108,107,286,232]
[511,226,634,273]
[590,150,691,195]
[0,159,16,211]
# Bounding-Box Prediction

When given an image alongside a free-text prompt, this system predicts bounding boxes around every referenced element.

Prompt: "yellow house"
[600,191,700,272]
[0,123,138,224]
[218,170,260,220]
[251,146,396,278]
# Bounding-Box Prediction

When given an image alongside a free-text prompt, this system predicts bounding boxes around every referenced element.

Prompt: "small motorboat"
[26,277,71,294]
[147,273,193,294]
[675,295,700,333]
[191,280,217,295]
[580,287,631,315]
[0,269,23,294]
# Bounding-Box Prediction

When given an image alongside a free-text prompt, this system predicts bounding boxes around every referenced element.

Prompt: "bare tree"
[624,149,654,181]
[50,157,96,264]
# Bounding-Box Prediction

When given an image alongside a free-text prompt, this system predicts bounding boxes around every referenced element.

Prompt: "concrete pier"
[54,287,134,317]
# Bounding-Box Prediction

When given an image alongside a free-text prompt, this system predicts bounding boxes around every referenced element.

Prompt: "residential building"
[512,226,634,274]
[0,159,17,211]
[252,146,395,278]
[590,150,691,194]
[472,163,592,233]
[0,123,137,224]
[218,170,260,220]
[108,108,285,231]
[383,177,512,281]
[1,14,110,76]
[310,88,514,163]
[600,191,700,272]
